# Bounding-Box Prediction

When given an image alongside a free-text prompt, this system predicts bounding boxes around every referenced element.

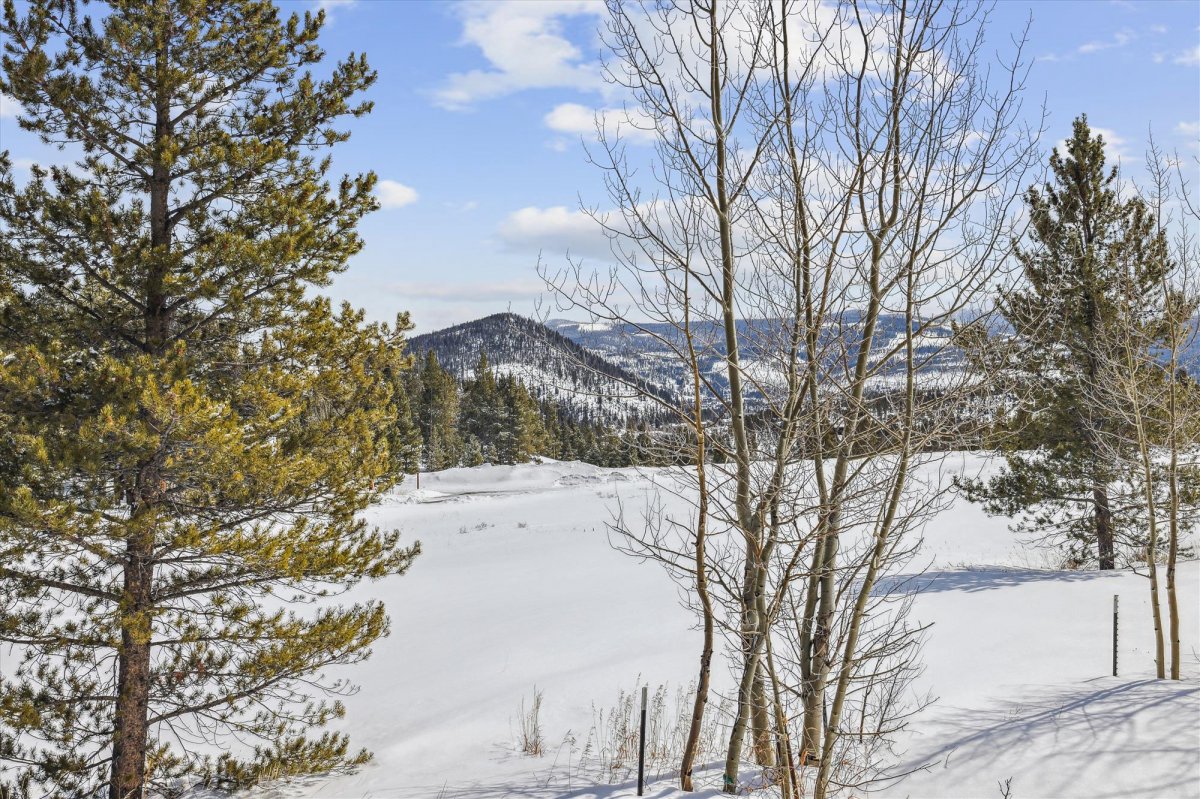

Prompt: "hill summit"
[408,313,679,426]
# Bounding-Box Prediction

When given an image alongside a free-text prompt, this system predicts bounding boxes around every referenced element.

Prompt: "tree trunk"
[797,528,825,764]
[765,632,799,799]
[750,634,775,767]
[680,635,713,791]
[112,9,171,794]
[1137,442,1165,678]
[1093,481,1115,570]
[749,559,775,769]
[702,0,767,787]
[802,525,837,764]
[1166,474,1180,679]
[722,625,765,793]
[680,292,714,792]
[110,534,154,799]
[1166,373,1181,680]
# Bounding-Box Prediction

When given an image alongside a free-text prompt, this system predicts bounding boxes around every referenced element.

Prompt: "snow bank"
[240,456,1200,799]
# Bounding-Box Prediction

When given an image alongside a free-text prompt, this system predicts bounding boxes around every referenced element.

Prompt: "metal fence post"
[1112,594,1119,677]
[637,685,647,796]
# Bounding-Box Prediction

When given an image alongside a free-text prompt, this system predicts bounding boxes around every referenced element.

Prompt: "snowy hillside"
[239,456,1200,799]
[549,315,973,404]
[410,313,679,426]
[409,314,977,433]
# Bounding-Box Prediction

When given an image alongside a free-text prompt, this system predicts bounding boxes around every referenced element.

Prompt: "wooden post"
[1112,594,1119,677]
[637,685,647,796]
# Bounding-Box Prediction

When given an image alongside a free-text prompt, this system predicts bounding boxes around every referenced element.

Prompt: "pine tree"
[460,435,484,467]
[460,352,503,462]
[414,351,461,470]
[0,2,419,796]
[961,115,1170,569]
[540,399,563,459]
[388,364,423,477]
[496,375,549,464]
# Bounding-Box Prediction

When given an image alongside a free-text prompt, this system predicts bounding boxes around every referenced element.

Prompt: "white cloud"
[432,0,607,110]
[544,103,598,135]
[0,93,22,119]
[1040,28,1136,62]
[376,180,419,209]
[497,205,612,260]
[1059,126,1134,165]
[1174,46,1200,66]
[1077,29,1135,54]
[314,0,356,20]
[544,102,657,145]
[386,279,545,303]
[1176,121,1200,137]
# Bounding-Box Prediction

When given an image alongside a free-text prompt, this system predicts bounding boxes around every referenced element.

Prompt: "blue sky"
[2,0,1198,332]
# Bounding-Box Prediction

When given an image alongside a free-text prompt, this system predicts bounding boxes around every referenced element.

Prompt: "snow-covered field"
[243,456,1200,799]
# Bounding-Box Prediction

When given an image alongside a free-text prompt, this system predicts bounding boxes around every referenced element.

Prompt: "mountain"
[408,313,680,426]
[547,315,971,400]
[410,313,979,429]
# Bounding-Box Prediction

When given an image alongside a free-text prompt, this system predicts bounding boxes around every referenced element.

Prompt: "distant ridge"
[408,313,679,426]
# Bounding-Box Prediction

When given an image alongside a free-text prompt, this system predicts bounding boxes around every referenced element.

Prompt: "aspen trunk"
[751,667,774,767]
[722,629,765,792]
[680,277,714,791]
[1136,440,1165,678]
[765,632,799,799]
[703,0,767,787]
[801,519,838,764]
[1165,347,1182,680]
[1166,466,1181,679]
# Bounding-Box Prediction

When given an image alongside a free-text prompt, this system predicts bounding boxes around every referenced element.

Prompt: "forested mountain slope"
[410,313,679,426]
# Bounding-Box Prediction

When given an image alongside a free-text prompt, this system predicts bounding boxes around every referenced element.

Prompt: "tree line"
[393,350,689,474]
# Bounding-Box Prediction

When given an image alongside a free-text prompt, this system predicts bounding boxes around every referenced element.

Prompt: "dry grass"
[518,687,545,756]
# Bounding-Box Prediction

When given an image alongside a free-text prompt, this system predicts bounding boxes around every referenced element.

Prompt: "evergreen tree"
[460,434,484,467]
[496,375,549,464]
[0,2,419,796]
[540,399,563,459]
[388,364,423,477]
[460,352,503,462]
[960,116,1170,569]
[415,351,461,470]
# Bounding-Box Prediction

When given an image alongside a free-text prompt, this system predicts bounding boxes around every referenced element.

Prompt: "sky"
[1,0,1198,333]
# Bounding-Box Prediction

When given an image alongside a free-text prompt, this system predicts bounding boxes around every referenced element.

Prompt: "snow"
[480,359,674,423]
[239,455,1200,799]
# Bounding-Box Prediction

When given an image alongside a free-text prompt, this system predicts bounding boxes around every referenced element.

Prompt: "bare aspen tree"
[750,3,1038,795]
[1078,139,1200,682]
[545,0,1038,794]
[1077,216,1171,678]
[1163,151,1200,681]
[1093,140,1200,681]
[679,257,717,791]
